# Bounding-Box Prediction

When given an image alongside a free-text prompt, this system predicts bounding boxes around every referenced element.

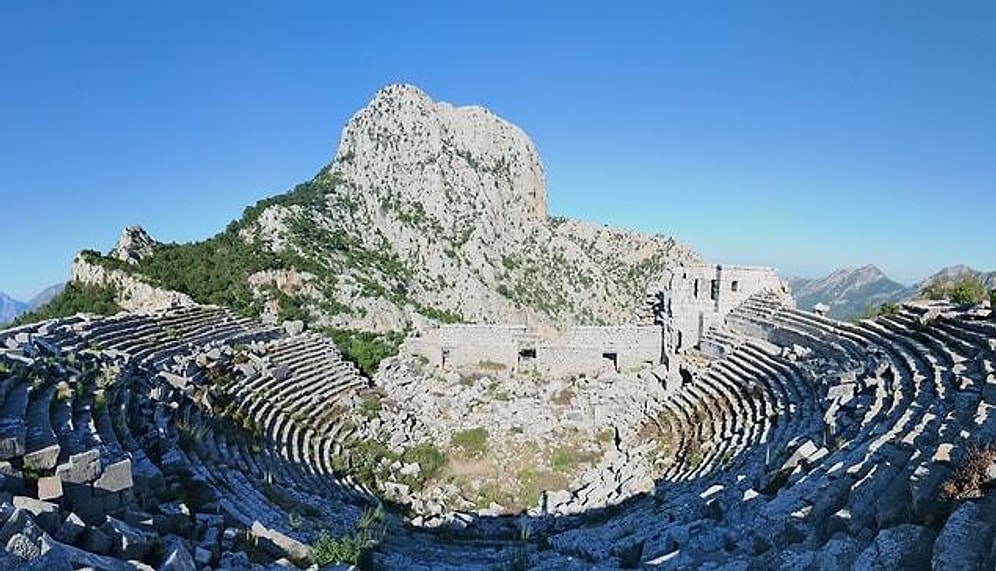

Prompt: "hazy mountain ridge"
[0,283,65,325]
[27,283,65,309]
[0,294,28,326]
[789,264,995,320]
[788,265,908,320]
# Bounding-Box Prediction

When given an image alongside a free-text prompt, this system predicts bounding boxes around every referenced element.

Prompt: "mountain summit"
[788,265,908,319]
[71,84,701,332]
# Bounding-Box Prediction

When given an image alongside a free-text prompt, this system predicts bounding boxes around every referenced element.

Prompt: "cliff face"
[76,84,701,330]
[71,254,194,313]
[236,84,699,330]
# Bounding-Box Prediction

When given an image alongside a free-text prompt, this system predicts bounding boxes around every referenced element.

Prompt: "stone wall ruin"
[649,264,789,353]
[404,324,663,378]
[405,263,788,378]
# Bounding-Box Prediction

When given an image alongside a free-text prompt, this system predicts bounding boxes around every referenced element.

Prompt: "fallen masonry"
[0,293,991,568]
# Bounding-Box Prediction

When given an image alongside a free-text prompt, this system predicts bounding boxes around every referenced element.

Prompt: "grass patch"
[312,505,386,567]
[450,427,489,459]
[477,360,507,373]
[400,442,447,491]
[359,394,382,420]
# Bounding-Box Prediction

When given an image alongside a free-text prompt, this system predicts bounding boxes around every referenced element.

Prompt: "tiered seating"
[0,306,383,568]
[546,296,996,569]
[0,295,994,569]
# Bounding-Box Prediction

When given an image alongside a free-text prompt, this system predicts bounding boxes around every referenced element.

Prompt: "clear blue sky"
[2,1,994,300]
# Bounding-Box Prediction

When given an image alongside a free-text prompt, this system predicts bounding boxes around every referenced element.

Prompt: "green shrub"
[415,304,465,324]
[321,328,406,377]
[312,531,364,566]
[344,439,398,490]
[275,290,311,322]
[951,277,986,305]
[359,394,382,420]
[400,442,447,490]
[924,277,987,305]
[311,506,386,566]
[450,427,489,459]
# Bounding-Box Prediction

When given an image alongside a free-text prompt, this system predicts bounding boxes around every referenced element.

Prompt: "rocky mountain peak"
[111,226,157,265]
[329,84,547,226]
[788,264,908,320]
[853,264,886,279]
[70,85,699,331]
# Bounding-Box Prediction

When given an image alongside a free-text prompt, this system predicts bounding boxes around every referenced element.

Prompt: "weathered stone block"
[36,475,63,502]
[56,449,101,484]
[250,520,311,563]
[220,550,250,568]
[0,431,26,460]
[853,524,935,570]
[931,501,992,570]
[6,532,41,560]
[161,535,197,571]
[0,508,45,550]
[23,444,61,472]
[101,515,151,560]
[12,496,60,534]
[193,545,212,566]
[81,526,113,555]
[53,512,86,545]
[20,545,73,571]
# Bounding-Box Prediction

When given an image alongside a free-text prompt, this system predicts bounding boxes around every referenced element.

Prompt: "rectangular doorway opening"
[518,348,536,363]
[602,352,618,372]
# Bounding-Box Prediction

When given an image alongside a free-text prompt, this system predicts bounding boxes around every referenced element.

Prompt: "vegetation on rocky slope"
[12,281,121,326]
[923,276,988,305]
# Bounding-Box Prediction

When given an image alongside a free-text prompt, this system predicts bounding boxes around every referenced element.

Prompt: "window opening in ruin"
[731,280,740,292]
[602,352,618,372]
[710,279,720,301]
[680,367,694,387]
[518,348,536,362]
[441,348,450,368]
[694,279,700,298]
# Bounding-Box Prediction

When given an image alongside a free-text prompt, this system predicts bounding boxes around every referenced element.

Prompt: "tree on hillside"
[951,277,986,305]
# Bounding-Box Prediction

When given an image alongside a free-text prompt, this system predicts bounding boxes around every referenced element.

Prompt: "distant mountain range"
[788,265,995,320]
[0,283,66,326]
[788,265,909,320]
[0,294,28,326]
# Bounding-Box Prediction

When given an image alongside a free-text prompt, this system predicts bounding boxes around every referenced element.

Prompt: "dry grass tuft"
[941,444,996,500]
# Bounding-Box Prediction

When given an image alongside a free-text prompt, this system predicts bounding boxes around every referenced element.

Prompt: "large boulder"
[853,524,935,570]
[931,501,993,570]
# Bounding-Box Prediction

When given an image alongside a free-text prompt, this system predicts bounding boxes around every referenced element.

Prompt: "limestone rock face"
[337,84,547,225]
[71,254,193,313]
[236,84,700,330]
[62,85,700,331]
[110,226,156,265]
